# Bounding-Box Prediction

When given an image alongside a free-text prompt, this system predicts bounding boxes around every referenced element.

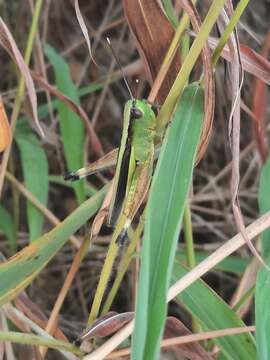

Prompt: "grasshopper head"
[127,99,156,122]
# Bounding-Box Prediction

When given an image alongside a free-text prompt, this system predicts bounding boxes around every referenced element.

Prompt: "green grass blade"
[172,259,256,359]
[255,258,270,360]
[0,186,106,306]
[15,122,48,241]
[256,155,270,359]
[258,155,270,257]
[132,83,204,359]
[45,44,85,203]
[0,331,83,356]
[0,205,16,253]
[161,0,178,27]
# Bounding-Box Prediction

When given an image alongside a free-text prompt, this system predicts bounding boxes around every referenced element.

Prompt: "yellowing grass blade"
[0,187,106,306]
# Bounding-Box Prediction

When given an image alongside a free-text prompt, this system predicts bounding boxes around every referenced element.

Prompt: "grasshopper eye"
[131,107,142,120]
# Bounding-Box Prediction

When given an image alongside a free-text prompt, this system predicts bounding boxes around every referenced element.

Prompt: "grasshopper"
[65,40,157,245]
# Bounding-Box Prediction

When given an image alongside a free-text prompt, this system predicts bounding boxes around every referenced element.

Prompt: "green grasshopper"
[65,40,157,245]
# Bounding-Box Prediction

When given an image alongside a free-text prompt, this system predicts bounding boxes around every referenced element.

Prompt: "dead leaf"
[164,317,214,360]
[0,17,43,137]
[77,312,134,342]
[123,0,181,103]
[0,97,11,152]
[14,294,67,341]
[208,37,270,85]
[252,31,270,162]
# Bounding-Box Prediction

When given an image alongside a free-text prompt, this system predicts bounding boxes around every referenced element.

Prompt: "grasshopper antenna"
[106,37,134,100]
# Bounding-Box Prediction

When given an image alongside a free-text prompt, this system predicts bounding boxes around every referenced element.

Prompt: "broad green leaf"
[256,155,270,359]
[15,122,48,241]
[173,259,256,360]
[0,205,16,253]
[132,83,204,359]
[0,186,106,306]
[45,44,85,203]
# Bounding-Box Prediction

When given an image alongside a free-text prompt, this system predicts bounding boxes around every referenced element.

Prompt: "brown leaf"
[14,294,68,341]
[78,312,134,341]
[0,17,43,137]
[123,0,181,103]
[0,97,11,152]
[208,37,270,85]
[252,31,270,162]
[164,317,214,360]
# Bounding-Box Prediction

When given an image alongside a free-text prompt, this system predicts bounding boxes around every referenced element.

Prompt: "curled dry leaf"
[164,317,214,360]
[0,17,43,137]
[0,17,44,136]
[208,37,270,85]
[78,311,134,342]
[123,0,181,104]
[0,97,11,152]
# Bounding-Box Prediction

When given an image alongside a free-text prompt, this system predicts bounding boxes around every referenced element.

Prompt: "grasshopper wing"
[108,102,132,227]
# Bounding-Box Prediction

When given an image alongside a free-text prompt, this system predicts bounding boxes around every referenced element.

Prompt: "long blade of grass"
[132,82,204,359]
[0,331,83,356]
[0,205,16,253]
[0,186,106,306]
[45,45,85,203]
[256,155,270,359]
[172,259,256,360]
[15,122,48,242]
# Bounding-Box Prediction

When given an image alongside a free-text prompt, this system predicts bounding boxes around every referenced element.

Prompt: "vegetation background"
[0,0,270,359]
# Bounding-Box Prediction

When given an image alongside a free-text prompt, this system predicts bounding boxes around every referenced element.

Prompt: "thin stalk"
[101,214,145,315]
[157,0,225,133]
[87,215,128,325]
[148,6,194,104]
[212,0,250,66]
[88,241,119,325]
[0,331,83,356]
[39,235,91,357]
[17,0,43,108]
